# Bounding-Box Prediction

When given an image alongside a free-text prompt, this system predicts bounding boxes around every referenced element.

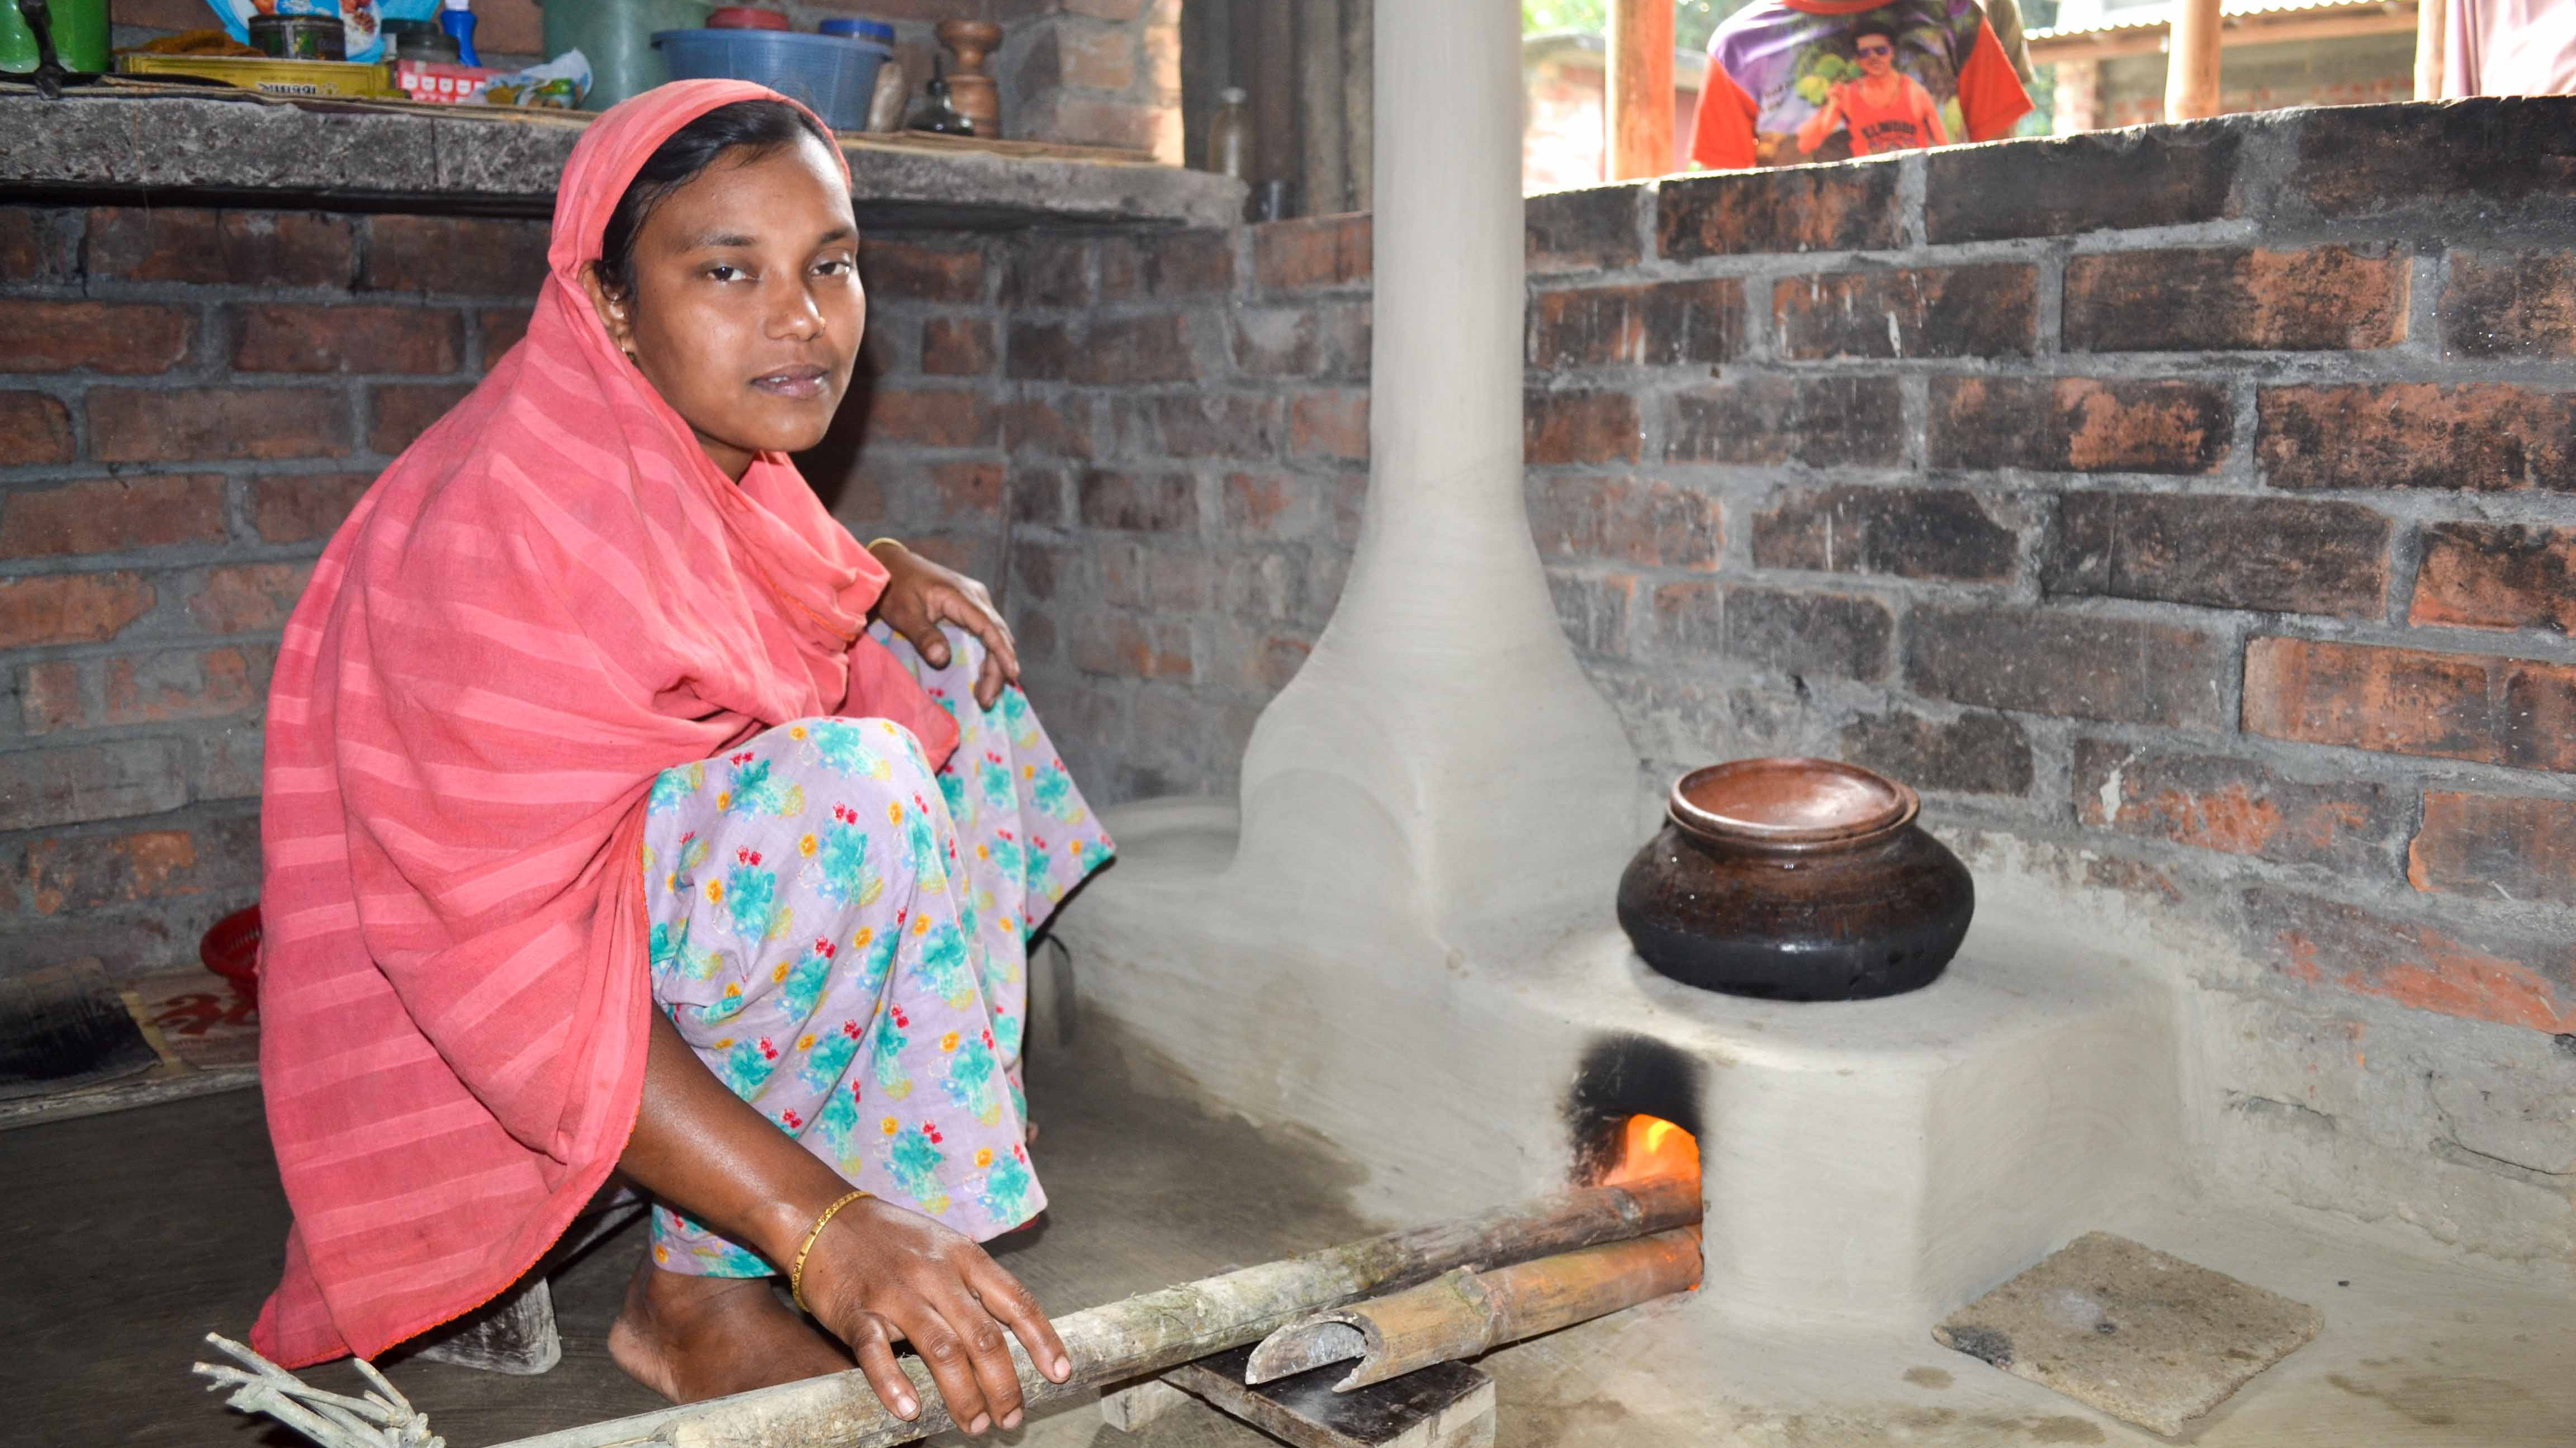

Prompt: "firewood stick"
[489,1173,1698,1448]
[1244,1226,1702,1391]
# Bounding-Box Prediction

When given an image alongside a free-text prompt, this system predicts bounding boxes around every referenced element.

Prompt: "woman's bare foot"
[608,1252,853,1403]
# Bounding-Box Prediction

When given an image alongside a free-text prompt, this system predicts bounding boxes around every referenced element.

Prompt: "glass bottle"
[1206,84,1251,179]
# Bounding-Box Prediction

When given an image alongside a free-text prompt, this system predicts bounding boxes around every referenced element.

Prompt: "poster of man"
[1689,0,2032,169]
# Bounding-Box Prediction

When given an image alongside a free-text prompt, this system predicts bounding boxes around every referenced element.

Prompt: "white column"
[1229,0,1641,947]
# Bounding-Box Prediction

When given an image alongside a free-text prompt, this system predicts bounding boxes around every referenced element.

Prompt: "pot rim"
[1666,757,1921,852]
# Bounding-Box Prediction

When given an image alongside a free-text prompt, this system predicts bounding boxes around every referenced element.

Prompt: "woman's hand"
[795,1198,1072,1434]
[870,541,1018,709]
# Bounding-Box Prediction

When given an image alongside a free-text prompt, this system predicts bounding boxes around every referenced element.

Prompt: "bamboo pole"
[2414,0,2447,100]
[1245,1227,1702,1391]
[489,1175,1699,1448]
[1606,0,1675,181]
[2163,0,2224,121]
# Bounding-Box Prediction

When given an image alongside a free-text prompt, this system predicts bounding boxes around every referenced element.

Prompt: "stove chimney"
[1227,0,1643,950]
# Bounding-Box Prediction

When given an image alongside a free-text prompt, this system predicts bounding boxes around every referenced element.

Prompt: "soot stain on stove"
[1562,1033,1706,1184]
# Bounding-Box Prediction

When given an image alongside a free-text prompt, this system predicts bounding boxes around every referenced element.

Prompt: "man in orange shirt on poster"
[1796,27,1946,155]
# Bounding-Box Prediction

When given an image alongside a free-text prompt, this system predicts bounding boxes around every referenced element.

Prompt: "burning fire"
[1603,1113,1699,1188]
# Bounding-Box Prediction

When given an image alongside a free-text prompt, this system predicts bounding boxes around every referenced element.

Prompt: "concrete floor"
[0,1044,1391,1448]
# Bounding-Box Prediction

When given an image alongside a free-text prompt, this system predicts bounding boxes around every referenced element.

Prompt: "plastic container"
[441,0,480,67]
[706,7,792,29]
[819,17,896,45]
[201,906,263,1004]
[543,0,714,111]
[654,29,889,132]
[3,0,108,74]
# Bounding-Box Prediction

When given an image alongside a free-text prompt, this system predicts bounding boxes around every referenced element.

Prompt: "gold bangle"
[789,1188,873,1314]
[865,536,903,553]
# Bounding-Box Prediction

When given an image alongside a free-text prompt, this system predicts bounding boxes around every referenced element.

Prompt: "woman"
[250,82,1110,1436]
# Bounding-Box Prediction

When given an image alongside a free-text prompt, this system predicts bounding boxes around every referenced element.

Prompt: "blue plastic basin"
[653,29,890,132]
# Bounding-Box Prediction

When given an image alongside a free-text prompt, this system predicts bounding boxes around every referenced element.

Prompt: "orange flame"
[1603,1113,1699,1188]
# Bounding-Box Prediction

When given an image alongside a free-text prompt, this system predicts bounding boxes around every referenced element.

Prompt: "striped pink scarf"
[251,82,958,1366]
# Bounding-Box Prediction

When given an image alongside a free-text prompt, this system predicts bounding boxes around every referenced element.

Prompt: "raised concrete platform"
[0,85,1244,228]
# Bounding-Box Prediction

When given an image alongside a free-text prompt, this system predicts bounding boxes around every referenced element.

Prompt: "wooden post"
[1246,1227,1702,1391]
[2415,0,2447,99]
[2163,0,2223,121]
[485,1175,1700,1448]
[1606,0,1674,181]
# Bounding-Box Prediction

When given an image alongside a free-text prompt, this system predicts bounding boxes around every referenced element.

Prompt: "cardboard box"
[117,54,394,98]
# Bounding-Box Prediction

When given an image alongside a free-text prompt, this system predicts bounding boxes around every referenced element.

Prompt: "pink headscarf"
[251,81,955,1367]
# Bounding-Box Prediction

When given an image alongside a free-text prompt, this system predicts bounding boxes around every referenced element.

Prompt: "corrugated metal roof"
[2028,0,2412,41]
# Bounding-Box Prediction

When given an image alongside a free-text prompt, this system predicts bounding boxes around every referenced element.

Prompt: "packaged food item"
[389,56,501,102]
[202,0,397,63]
[392,48,590,107]
[118,51,394,96]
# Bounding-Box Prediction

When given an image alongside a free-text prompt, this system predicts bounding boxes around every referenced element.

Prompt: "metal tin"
[249,14,347,61]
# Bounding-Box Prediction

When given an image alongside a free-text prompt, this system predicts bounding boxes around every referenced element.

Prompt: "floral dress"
[638,625,1112,1275]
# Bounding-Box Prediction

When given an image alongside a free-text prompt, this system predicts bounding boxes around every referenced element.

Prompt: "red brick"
[0,572,154,648]
[1254,214,1371,291]
[1069,613,1191,679]
[480,306,534,363]
[2503,660,2576,772]
[1076,469,1196,532]
[1006,236,1092,308]
[363,215,551,296]
[1254,634,1311,691]
[20,815,262,914]
[18,659,83,734]
[1527,186,1642,276]
[2251,886,2574,1034]
[1290,391,1367,461]
[0,210,76,284]
[920,317,996,377]
[1666,376,1902,468]
[369,382,473,455]
[0,302,193,375]
[899,460,1003,524]
[1528,279,1742,369]
[91,387,347,463]
[1007,315,1197,384]
[1546,571,1635,654]
[191,561,314,634]
[1931,377,2232,474]
[1230,305,1368,380]
[1221,472,1317,540]
[1723,586,1892,681]
[1751,486,2017,583]
[1838,710,2032,796]
[235,305,462,374]
[86,208,356,288]
[2411,791,2576,907]
[2411,523,2576,634]
[0,474,226,560]
[1057,21,1136,90]
[862,239,987,304]
[2442,252,2576,357]
[999,398,1093,458]
[1906,605,2229,728]
[2242,637,2500,764]
[0,392,74,464]
[0,739,188,832]
[1774,264,2035,360]
[104,645,267,725]
[2075,741,2397,870]
[1925,125,2240,243]
[2285,101,2576,227]
[1027,94,1169,154]
[1117,392,1282,460]
[1527,474,1722,568]
[1524,391,1640,466]
[1098,230,1235,300]
[2257,383,2576,491]
[1657,164,1900,259]
[252,472,372,544]
[864,388,992,449]
[2064,247,2407,352]
[2047,492,2389,618]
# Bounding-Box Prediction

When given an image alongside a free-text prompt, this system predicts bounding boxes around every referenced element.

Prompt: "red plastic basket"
[201,905,262,1003]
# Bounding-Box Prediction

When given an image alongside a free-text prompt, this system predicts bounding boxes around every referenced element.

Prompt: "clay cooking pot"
[1616,757,1973,1001]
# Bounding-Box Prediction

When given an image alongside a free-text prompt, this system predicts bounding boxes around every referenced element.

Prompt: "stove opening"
[1565,1033,1705,1191]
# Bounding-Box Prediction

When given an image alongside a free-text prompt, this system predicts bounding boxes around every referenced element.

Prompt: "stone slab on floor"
[1933,1231,2322,1436]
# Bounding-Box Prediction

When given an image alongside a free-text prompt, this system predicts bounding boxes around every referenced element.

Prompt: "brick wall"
[989,99,2576,1248]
